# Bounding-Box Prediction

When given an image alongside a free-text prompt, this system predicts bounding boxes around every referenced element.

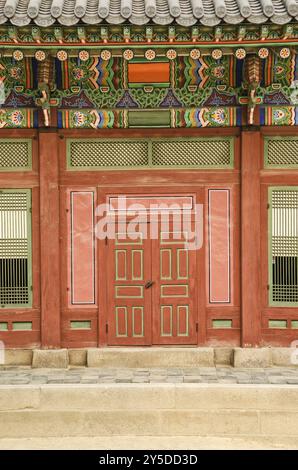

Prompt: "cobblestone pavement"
[0,366,298,385]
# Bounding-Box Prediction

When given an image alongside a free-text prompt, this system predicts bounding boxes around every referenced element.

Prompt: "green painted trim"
[115,285,144,299]
[177,305,189,336]
[212,319,232,328]
[268,319,287,329]
[161,305,173,337]
[67,137,234,171]
[131,249,143,281]
[268,186,298,307]
[115,232,143,245]
[130,57,169,64]
[160,249,172,281]
[115,306,128,337]
[12,321,32,331]
[128,110,171,128]
[0,139,32,172]
[291,320,298,329]
[115,249,127,281]
[70,320,91,329]
[0,322,8,331]
[161,284,189,298]
[132,306,144,337]
[177,248,189,280]
[264,136,298,169]
[128,83,170,88]
[0,189,32,309]
[1,42,298,50]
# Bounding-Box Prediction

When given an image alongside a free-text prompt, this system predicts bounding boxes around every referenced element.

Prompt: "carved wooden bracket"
[35,56,55,127]
[244,54,263,125]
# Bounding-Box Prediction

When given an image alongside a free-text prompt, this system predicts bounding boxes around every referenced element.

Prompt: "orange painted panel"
[208,189,230,303]
[71,192,95,304]
[128,62,170,84]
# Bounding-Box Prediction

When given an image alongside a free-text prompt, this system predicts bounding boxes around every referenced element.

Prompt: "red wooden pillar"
[39,131,61,348]
[241,128,261,347]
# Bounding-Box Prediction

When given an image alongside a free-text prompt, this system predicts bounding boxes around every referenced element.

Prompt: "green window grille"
[264,137,298,168]
[151,139,233,167]
[269,187,298,306]
[68,140,149,168]
[0,190,32,308]
[0,139,32,172]
[67,137,234,170]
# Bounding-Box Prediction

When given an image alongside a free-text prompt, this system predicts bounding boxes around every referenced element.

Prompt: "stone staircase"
[0,383,298,446]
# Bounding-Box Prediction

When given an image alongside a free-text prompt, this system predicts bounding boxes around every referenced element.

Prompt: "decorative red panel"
[70,191,95,305]
[208,189,230,303]
[128,62,170,84]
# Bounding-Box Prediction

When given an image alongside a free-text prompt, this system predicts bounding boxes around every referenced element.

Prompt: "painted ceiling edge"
[0,0,298,27]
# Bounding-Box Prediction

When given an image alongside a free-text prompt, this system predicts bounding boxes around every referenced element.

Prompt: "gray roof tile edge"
[0,0,297,27]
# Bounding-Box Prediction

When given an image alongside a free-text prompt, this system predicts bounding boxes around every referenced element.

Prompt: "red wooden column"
[39,131,61,348]
[241,128,261,347]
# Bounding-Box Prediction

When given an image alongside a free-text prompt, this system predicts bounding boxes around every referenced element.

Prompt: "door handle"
[145,280,154,289]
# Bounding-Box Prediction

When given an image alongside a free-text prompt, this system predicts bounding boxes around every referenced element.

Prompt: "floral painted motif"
[166,49,177,60]
[145,49,156,61]
[211,49,223,60]
[100,50,111,61]
[190,49,200,60]
[35,50,46,61]
[235,48,246,60]
[258,48,269,59]
[211,65,225,79]
[0,109,34,128]
[72,67,86,81]
[78,50,90,62]
[60,109,126,129]
[279,48,291,59]
[123,49,134,60]
[72,111,88,127]
[10,110,24,125]
[8,66,22,80]
[13,50,24,61]
[57,50,68,61]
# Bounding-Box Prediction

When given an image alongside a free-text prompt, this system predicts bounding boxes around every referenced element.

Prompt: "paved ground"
[0,366,298,384]
[0,436,297,450]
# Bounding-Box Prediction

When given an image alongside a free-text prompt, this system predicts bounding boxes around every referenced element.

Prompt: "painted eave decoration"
[0,0,298,28]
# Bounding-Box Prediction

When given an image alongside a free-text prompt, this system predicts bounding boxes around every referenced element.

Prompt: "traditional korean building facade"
[0,0,298,350]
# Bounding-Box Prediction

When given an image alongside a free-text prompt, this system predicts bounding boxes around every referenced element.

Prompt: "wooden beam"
[39,130,61,348]
[241,129,261,346]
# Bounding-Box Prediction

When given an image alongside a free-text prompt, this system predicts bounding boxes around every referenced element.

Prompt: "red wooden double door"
[104,195,198,345]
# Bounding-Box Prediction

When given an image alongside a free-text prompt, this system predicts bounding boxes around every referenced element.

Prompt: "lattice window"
[152,139,233,167]
[0,140,32,171]
[67,138,233,170]
[68,140,149,169]
[0,190,32,307]
[265,137,298,168]
[269,188,298,306]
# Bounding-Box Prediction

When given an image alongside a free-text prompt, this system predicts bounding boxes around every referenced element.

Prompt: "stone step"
[0,384,298,439]
[1,435,297,450]
[3,346,298,368]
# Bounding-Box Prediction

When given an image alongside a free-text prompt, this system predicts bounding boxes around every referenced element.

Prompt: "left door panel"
[107,221,152,345]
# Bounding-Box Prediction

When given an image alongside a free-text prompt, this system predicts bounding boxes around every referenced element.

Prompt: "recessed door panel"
[152,217,197,344]
[107,222,151,345]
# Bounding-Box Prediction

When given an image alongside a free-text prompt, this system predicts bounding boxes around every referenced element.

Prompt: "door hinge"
[267,203,270,209]
[196,322,198,333]
[106,323,108,334]
[267,284,270,291]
